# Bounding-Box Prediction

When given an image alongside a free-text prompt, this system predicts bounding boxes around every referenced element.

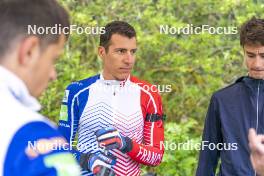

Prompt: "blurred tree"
[39,0,264,175]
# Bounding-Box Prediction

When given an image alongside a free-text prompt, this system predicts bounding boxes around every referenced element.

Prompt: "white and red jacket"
[58,74,165,176]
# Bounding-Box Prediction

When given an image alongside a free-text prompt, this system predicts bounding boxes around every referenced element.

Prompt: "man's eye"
[131,50,137,55]
[248,55,255,58]
[117,50,126,54]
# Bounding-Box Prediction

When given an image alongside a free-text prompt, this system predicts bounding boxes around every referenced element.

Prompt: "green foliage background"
[39,0,264,175]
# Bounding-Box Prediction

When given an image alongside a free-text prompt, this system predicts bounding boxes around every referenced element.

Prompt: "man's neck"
[102,71,129,81]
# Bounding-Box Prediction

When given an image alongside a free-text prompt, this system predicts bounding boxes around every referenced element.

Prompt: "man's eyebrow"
[245,51,264,55]
[114,48,127,50]
[246,51,256,55]
[113,48,137,51]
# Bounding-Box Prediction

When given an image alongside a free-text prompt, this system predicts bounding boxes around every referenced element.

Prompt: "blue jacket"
[0,66,81,176]
[196,76,264,176]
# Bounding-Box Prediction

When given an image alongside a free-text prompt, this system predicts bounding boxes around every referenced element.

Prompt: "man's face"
[28,35,66,97]
[244,44,264,79]
[99,34,137,81]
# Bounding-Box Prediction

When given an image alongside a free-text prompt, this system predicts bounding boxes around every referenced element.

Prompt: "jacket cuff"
[121,136,133,153]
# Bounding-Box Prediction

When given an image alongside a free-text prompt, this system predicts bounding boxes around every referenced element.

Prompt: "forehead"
[109,34,137,48]
[244,44,264,53]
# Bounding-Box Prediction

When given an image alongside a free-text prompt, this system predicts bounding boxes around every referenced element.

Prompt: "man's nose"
[124,52,134,64]
[254,56,264,68]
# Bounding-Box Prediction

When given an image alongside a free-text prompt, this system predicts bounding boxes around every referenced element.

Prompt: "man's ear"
[18,36,40,66]
[98,46,106,59]
[243,48,248,69]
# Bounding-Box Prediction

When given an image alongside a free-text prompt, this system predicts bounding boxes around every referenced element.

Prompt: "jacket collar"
[0,66,41,111]
[236,76,264,92]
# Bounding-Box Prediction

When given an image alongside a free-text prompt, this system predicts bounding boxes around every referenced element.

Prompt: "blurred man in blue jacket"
[0,0,81,175]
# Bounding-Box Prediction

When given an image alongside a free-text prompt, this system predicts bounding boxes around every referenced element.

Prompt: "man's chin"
[32,85,48,98]
[250,74,264,80]
[116,74,130,81]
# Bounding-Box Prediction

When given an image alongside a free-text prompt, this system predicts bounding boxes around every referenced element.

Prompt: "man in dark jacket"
[196,17,264,176]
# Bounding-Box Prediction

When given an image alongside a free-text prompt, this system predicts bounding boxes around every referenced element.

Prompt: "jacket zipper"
[255,81,260,176]
[256,81,260,133]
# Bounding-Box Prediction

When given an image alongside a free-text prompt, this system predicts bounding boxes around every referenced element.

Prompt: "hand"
[95,127,132,153]
[87,152,116,174]
[248,128,264,176]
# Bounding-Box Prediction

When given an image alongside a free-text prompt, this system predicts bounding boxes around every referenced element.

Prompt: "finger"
[100,143,120,150]
[97,153,116,165]
[250,154,256,170]
[95,127,116,137]
[99,137,122,150]
[249,128,259,150]
[97,131,119,141]
[257,135,264,143]
[250,141,264,155]
[249,130,264,142]
[100,137,121,146]
[249,128,257,143]
[91,160,111,173]
[255,141,264,154]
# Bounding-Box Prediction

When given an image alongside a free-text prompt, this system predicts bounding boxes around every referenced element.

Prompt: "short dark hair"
[0,0,70,57]
[99,21,136,51]
[240,17,264,47]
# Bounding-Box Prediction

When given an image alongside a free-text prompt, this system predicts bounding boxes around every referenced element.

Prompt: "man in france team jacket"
[58,21,165,176]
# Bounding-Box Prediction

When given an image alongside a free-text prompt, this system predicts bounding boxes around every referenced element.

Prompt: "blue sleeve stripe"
[69,75,100,148]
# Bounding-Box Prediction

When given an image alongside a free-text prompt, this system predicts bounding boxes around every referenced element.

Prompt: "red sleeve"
[127,79,164,166]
